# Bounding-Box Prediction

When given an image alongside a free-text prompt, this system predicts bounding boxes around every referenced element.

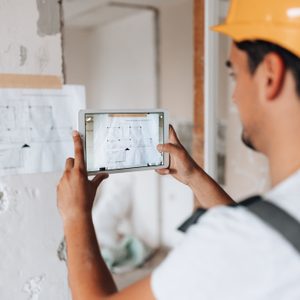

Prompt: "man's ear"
[263,52,285,100]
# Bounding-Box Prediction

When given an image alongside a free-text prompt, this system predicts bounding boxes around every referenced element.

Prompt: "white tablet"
[78,109,169,175]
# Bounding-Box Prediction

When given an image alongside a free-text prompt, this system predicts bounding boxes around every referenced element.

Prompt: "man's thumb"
[169,125,182,145]
[92,173,109,188]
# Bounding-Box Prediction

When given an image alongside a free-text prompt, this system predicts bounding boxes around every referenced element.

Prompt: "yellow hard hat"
[212,0,300,57]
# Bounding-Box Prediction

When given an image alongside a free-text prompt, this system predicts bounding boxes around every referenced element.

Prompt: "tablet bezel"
[78,109,169,175]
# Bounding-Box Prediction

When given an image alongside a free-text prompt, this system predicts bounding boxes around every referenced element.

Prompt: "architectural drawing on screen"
[87,113,163,171]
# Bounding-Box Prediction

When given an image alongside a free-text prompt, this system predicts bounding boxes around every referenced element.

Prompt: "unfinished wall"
[64,11,157,110]
[159,0,194,247]
[64,0,194,248]
[159,0,194,122]
[0,0,62,76]
[0,0,69,299]
[65,11,160,248]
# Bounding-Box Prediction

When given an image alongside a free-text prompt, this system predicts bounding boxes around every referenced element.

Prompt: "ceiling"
[63,0,189,28]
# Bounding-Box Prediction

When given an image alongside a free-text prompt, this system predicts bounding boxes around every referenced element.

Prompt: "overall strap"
[178,195,300,254]
[240,196,300,254]
[177,207,207,232]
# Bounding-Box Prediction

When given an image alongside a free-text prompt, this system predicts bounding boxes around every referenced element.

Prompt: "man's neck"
[268,144,300,187]
[261,73,300,187]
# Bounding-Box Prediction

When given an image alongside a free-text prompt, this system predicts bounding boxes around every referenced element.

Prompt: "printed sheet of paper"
[0,85,85,175]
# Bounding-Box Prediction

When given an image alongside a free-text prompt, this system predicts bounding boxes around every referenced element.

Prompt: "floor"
[113,248,169,289]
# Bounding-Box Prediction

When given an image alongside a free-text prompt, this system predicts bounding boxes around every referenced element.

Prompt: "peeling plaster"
[36,46,50,72]
[57,238,67,262]
[0,191,9,213]
[0,0,63,75]
[23,274,45,300]
[25,187,40,199]
[1,43,28,69]
[1,43,21,69]
[36,0,60,37]
[0,187,19,214]
[20,45,28,66]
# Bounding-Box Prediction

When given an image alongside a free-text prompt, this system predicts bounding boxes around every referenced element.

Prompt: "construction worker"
[57,0,300,299]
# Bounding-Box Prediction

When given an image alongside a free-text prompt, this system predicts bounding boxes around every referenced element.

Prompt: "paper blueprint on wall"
[0,85,85,176]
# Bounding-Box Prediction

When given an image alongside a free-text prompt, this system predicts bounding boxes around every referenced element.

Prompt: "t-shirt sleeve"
[150,206,278,300]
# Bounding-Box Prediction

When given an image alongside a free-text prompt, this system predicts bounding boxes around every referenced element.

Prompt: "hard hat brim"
[211,24,300,58]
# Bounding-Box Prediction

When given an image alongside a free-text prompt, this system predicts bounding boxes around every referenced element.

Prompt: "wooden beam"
[193,0,205,167]
[192,0,205,208]
[0,74,62,89]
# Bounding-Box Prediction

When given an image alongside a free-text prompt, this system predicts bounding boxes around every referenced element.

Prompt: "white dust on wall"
[0,0,69,299]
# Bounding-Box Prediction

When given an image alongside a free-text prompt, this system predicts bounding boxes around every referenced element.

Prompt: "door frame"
[194,0,225,180]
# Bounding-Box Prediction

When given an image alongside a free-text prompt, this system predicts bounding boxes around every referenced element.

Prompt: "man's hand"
[157,125,234,208]
[156,125,200,186]
[56,131,156,300]
[57,131,109,223]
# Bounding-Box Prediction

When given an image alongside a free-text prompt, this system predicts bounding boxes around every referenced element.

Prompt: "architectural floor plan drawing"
[86,113,164,171]
[0,85,85,175]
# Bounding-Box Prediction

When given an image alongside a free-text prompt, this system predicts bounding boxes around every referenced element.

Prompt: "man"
[57,0,300,299]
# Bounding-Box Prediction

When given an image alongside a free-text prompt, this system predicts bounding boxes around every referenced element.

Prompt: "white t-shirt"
[151,170,300,300]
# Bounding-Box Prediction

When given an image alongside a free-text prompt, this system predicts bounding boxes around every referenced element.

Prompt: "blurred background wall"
[63,0,194,249]
[0,0,271,298]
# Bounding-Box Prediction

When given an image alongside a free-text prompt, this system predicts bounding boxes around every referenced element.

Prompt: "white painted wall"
[159,0,194,122]
[87,12,157,110]
[158,0,194,247]
[0,1,69,299]
[64,28,90,86]
[65,11,157,110]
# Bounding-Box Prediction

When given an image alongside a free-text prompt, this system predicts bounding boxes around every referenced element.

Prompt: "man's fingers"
[73,131,85,170]
[157,126,183,155]
[65,157,74,170]
[157,142,179,154]
[169,124,182,145]
[92,173,109,188]
[155,169,170,175]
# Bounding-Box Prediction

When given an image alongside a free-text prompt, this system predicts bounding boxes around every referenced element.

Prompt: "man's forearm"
[188,167,234,208]
[64,214,117,300]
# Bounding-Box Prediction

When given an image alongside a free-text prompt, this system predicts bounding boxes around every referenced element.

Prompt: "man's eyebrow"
[225,60,232,68]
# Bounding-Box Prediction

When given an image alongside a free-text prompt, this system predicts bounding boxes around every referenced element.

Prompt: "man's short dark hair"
[235,40,300,97]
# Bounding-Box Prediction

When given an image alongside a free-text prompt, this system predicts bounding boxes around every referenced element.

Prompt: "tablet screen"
[84,112,165,172]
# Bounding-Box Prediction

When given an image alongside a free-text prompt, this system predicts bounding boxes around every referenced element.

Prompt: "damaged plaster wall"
[36,0,61,37]
[0,173,69,299]
[0,0,62,75]
[0,0,69,299]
